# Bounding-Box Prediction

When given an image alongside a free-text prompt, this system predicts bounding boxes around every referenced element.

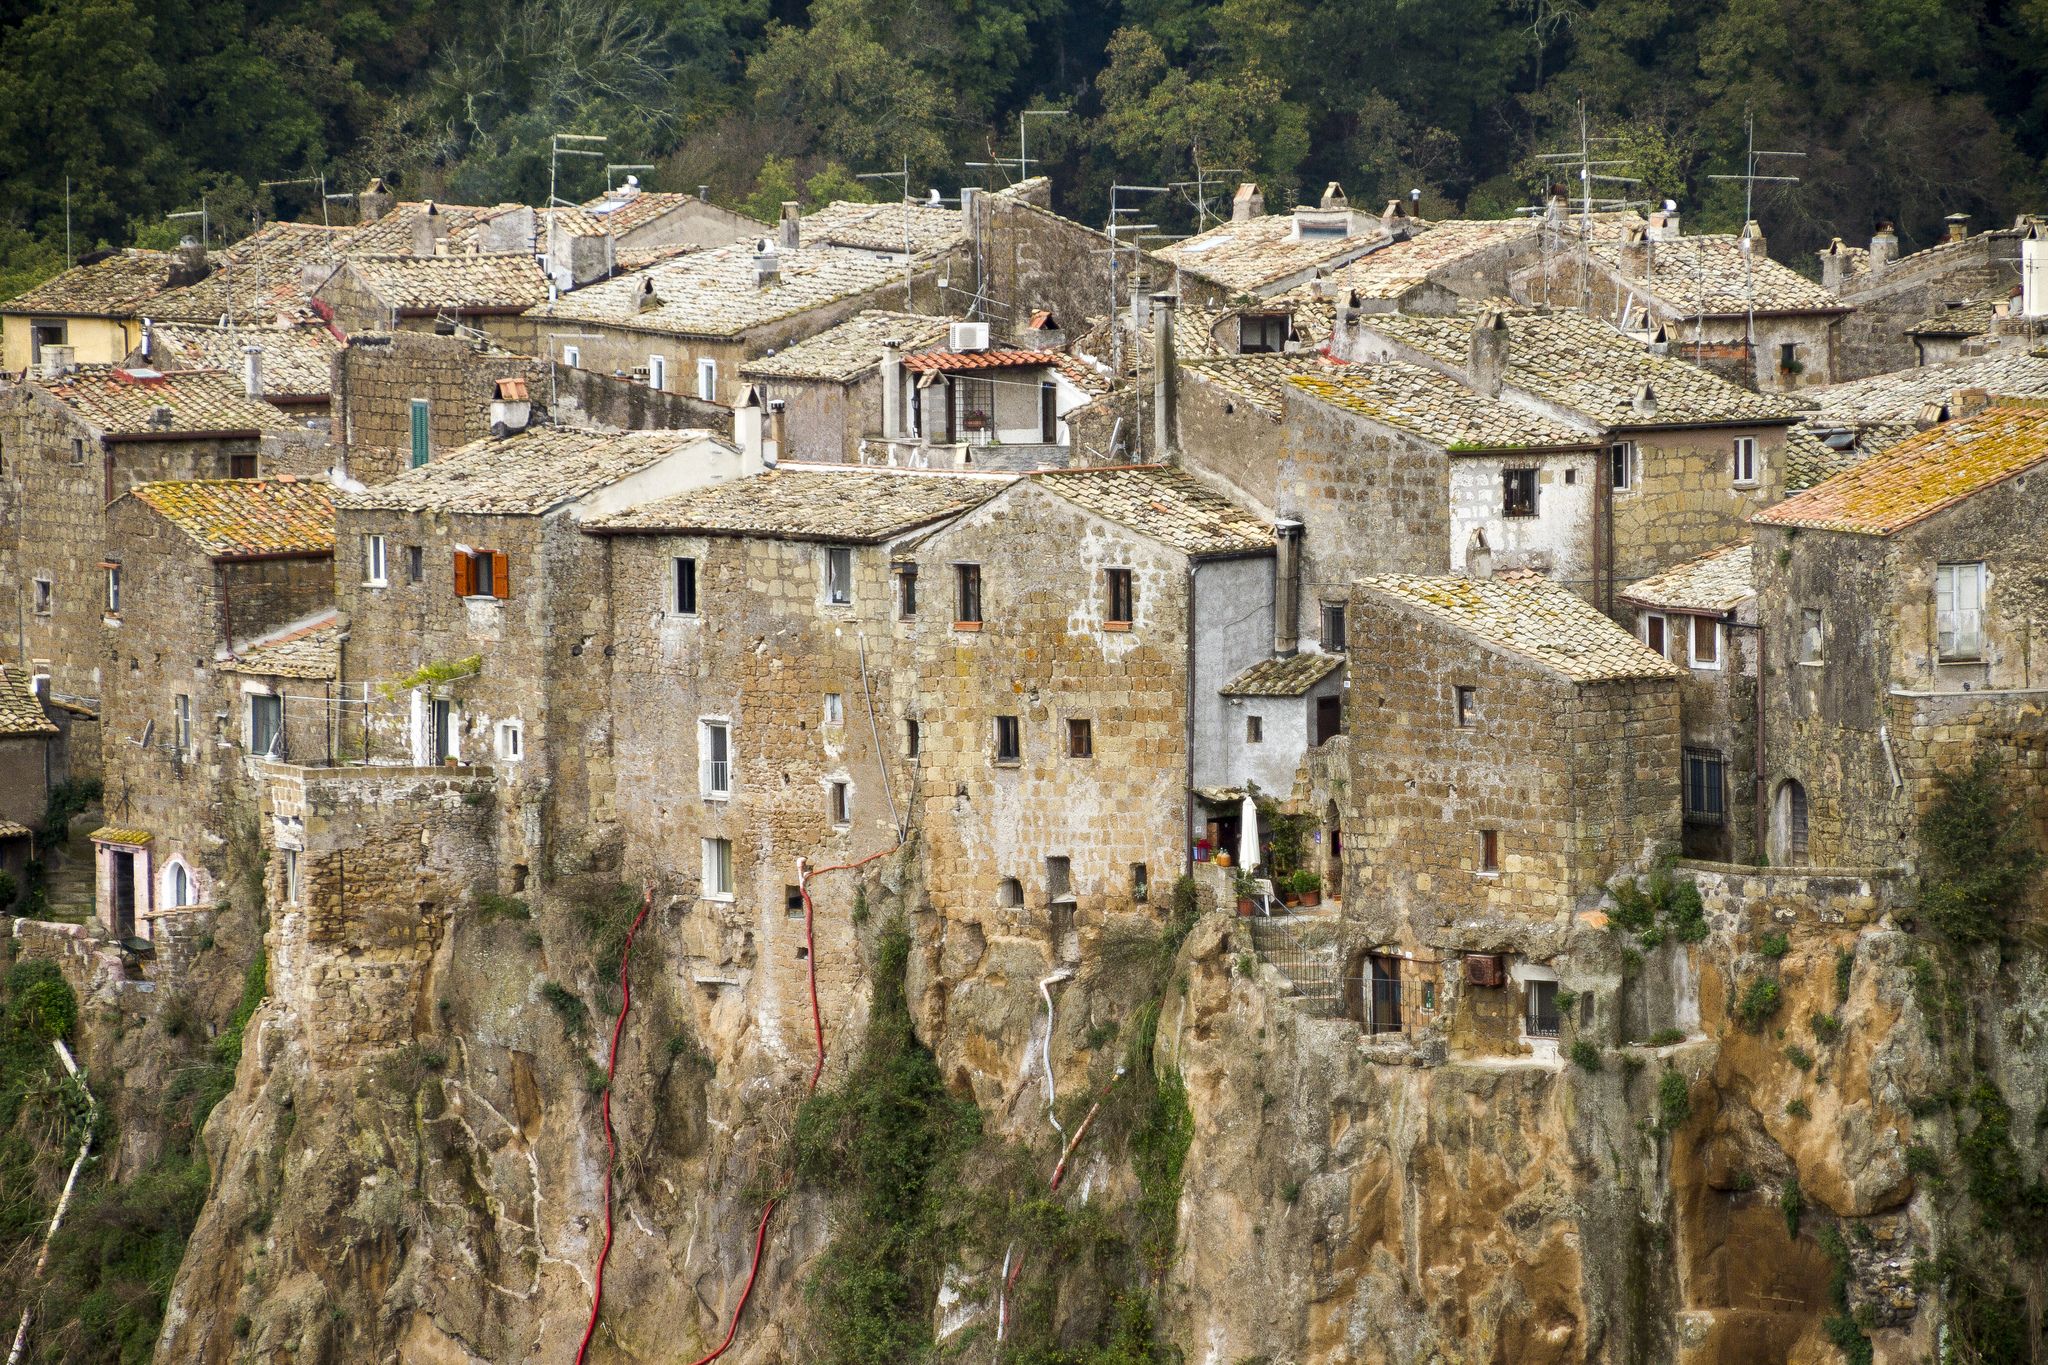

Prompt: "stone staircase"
[35,807,100,924]
[1246,914,1342,1017]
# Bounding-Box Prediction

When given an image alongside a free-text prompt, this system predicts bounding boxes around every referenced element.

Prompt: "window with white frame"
[701,837,734,899]
[823,693,844,725]
[672,556,698,615]
[1609,441,1634,491]
[173,694,191,752]
[561,344,581,369]
[699,719,731,798]
[648,354,667,392]
[1732,436,1757,485]
[696,358,717,401]
[1935,562,1986,661]
[165,860,192,908]
[823,546,853,605]
[105,564,120,613]
[496,719,524,761]
[249,693,283,758]
[364,533,388,586]
[1690,616,1720,669]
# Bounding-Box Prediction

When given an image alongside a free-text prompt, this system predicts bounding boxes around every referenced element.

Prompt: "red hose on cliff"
[573,884,655,1365]
[684,843,899,1365]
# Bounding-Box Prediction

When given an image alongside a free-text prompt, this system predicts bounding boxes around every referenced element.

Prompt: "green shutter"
[410,399,430,468]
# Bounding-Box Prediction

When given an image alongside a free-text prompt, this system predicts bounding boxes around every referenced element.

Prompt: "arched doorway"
[1774,779,1809,865]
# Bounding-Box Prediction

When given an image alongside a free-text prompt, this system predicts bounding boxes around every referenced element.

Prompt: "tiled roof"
[739,311,952,382]
[801,200,965,255]
[589,466,1009,540]
[1220,652,1345,697]
[88,827,152,846]
[0,822,30,841]
[1836,223,2040,295]
[342,427,725,515]
[44,366,293,437]
[582,189,758,237]
[1182,352,1337,419]
[1797,353,2048,427]
[0,666,57,737]
[1048,352,1115,398]
[1158,212,1392,294]
[1906,298,2005,337]
[1619,541,1754,614]
[150,222,353,323]
[1753,402,2048,536]
[129,479,335,558]
[1358,574,1685,683]
[141,323,342,399]
[1588,235,1844,315]
[616,242,704,272]
[1287,363,1594,450]
[903,349,1058,373]
[346,202,527,256]
[4,250,178,317]
[220,615,341,679]
[1361,310,1799,428]
[345,254,550,314]
[1034,465,1274,557]
[1321,220,1536,298]
[530,245,906,339]
[1783,424,1866,492]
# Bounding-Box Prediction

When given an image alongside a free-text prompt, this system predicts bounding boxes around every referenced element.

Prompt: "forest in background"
[1,0,2045,297]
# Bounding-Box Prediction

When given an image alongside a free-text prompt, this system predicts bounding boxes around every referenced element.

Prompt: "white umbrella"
[1238,794,1261,874]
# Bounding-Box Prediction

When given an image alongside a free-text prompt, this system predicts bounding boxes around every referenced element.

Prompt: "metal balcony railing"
[701,759,730,796]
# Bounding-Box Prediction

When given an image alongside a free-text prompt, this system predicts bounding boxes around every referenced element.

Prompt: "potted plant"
[1293,870,1323,908]
[1234,871,1259,917]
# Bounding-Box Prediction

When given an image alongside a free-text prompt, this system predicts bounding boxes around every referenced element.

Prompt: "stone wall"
[975,186,1122,347]
[334,332,546,486]
[0,733,47,832]
[1835,232,2024,380]
[1679,861,1903,929]
[548,361,731,439]
[1610,423,1786,591]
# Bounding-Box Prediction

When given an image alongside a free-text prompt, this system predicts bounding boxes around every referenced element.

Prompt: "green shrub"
[1915,753,2042,946]
[1780,1175,1804,1235]
[1657,1068,1692,1132]
[539,981,587,1035]
[1904,1144,1941,1179]
[1643,1027,1685,1047]
[1785,1045,1813,1071]
[1757,930,1790,959]
[1568,1039,1601,1073]
[1236,953,1257,978]
[0,869,15,911]
[1786,1098,1811,1120]
[474,891,530,922]
[1834,949,1853,1003]
[1734,977,1782,1030]
[1810,1012,1842,1044]
[1290,870,1321,895]
[5,961,75,1041]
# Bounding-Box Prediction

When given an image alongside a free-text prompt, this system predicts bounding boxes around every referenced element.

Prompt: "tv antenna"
[1707,112,1804,364]
[550,134,606,209]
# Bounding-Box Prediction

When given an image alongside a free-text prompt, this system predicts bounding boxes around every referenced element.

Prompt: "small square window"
[824,546,853,606]
[1502,467,1538,517]
[1321,603,1347,653]
[824,693,844,725]
[1779,342,1798,370]
[897,565,918,619]
[994,714,1020,763]
[1732,436,1758,485]
[829,780,851,826]
[1479,829,1500,873]
[496,719,524,761]
[1455,685,1476,727]
[1105,568,1134,626]
[1067,718,1093,758]
[406,546,424,584]
[673,557,698,615]
[1245,715,1263,744]
[955,564,983,626]
[785,885,806,918]
[1691,616,1720,669]
[562,344,581,369]
[231,452,258,479]
[1609,441,1633,491]
[1799,608,1824,664]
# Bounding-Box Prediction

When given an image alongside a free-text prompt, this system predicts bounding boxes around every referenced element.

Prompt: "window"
[1643,612,1668,659]
[1779,342,1798,370]
[1777,780,1810,864]
[696,358,717,401]
[1691,616,1720,669]
[1067,718,1093,758]
[700,720,731,798]
[672,556,698,614]
[1799,608,1823,664]
[281,849,300,906]
[1502,467,1538,517]
[997,877,1024,907]
[364,534,387,586]
[994,714,1020,763]
[561,344,581,369]
[173,694,191,752]
[701,837,734,899]
[1239,314,1289,354]
[905,718,920,757]
[1131,863,1150,903]
[823,547,853,605]
[1246,715,1263,744]
[1321,602,1347,653]
[496,720,524,761]
[166,861,191,909]
[1936,562,1986,661]
[69,438,84,466]
[1315,694,1342,745]
[1525,980,1561,1038]
[1479,829,1500,873]
[648,354,667,392]
[104,564,120,613]
[29,320,65,363]
[31,578,50,614]
[406,546,424,584]
[897,565,918,618]
[454,548,509,599]
[1045,855,1074,904]
[1455,685,1476,728]
[249,693,283,758]
[828,780,851,826]
[1105,568,1134,627]
[231,452,258,479]
[1732,436,1757,485]
[955,563,982,626]
[824,693,844,725]
[429,698,456,763]
[1609,441,1634,491]
[1040,381,1058,443]
[785,885,806,919]
[1684,750,1726,826]
[410,398,430,468]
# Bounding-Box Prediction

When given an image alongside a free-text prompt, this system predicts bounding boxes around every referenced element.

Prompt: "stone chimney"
[880,338,905,440]
[1869,222,1898,275]
[1945,213,1971,244]
[359,178,393,225]
[736,386,766,474]
[1647,208,1681,241]
[636,276,663,313]
[778,201,800,251]
[1273,520,1303,657]
[753,238,781,288]
[241,343,263,399]
[168,237,210,289]
[1618,221,1650,279]
[39,344,74,381]
[1739,220,1767,261]
[1951,387,1992,420]
[1632,382,1658,419]
[1232,183,1264,223]
[412,201,450,257]
[1320,182,1347,212]
[1818,238,1855,292]
[766,399,786,467]
[1150,293,1179,459]
[1467,311,1509,398]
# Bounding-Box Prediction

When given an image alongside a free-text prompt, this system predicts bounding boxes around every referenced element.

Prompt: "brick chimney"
[1232,183,1263,223]
[1868,222,1898,275]
[778,201,800,251]
[1467,311,1509,398]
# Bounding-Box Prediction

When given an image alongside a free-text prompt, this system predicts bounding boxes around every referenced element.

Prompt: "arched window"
[996,877,1023,908]
[1775,780,1809,865]
[166,861,192,908]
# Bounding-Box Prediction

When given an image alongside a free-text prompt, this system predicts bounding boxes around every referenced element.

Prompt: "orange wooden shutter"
[491,552,510,599]
[453,550,472,597]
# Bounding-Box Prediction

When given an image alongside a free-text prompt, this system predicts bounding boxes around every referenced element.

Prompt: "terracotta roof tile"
[1220,653,1345,697]
[342,427,727,515]
[1158,212,1393,295]
[140,323,342,399]
[1034,465,1273,556]
[739,310,951,382]
[1182,352,1336,419]
[220,614,341,679]
[1588,234,1844,315]
[345,253,550,314]
[1620,541,1755,614]
[0,666,57,736]
[1798,353,2048,427]
[1287,363,1594,450]
[589,466,1011,540]
[902,349,1059,373]
[0,822,30,841]
[129,479,335,558]
[3,250,178,317]
[1753,402,2048,536]
[1359,574,1685,683]
[43,366,293,437]
[531,245,907,339]
[150,222,353,323]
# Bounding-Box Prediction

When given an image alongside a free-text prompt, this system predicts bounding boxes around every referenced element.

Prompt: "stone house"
[145,221,354,327]
[1793,351,2048,469]
[1619,541,1760,864]
[0,664,58,886]
[1750,401,2048,872]
[93,478,335,944]
[331,331,547,485]
[579,184,765,254]
[906,464,1275,1016]
[1826,215,2045,379]
[880,342,1099,470]
[333,425,751,882]
[317,254,550,343]
[1156,183,1404,308]
[584,464,1010,1057]
[738,311,953,462]
[0,365,297,702]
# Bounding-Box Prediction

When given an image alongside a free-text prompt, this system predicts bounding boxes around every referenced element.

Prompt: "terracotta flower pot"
[1300,891,1321,907]
[1237,898,1255,916]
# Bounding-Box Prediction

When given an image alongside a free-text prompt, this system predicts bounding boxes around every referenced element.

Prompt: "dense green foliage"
[5,0,2047,295]
[1916,755,2043,949]
[1608,860,1706,949]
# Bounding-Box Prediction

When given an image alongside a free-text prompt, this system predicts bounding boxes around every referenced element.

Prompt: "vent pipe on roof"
[1150,293,1180,460]
[779,201,800,251]
[242,343,262,399]
[736,385,766,475]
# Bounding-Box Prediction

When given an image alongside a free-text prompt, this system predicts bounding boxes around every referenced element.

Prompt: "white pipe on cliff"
[1038,967,1074,1136]
[8,1040,96,1365]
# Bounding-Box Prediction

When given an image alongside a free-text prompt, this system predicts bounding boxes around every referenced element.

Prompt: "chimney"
[1818,238,1854,292]
[359,178,393,224]
[1545,182,1570,227]
[1945,213,1971,243]
[636,276,663,312]
[1232,183,1263,223]
[1869,222,1898,275]
[412,201,450,257]
[880,338,905,440]
[1632,382,1658,419]
[1273,520,1303,657]
[1951,387,1992,420]
[1467,311,1508,398]
[1648,207,1680,241]
[766,399,786,467]
[753,238,781,288]
[1618,221,1649,279]
[778,201,800,251]
[698,185,710,203]
[2022,227,2046,319]
[167,236,210,289]
[241,343,262,399]
[960,186,981,222]
[1320,182,1347,211]
[39,344,74,381]
[1646,324,1670,357]
[736,386,766,474]
[1739,220,1767,262]
[1150,293,1179,459]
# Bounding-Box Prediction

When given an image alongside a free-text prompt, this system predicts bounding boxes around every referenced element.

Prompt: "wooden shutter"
[453,549,473,597]
[491,552,510,599]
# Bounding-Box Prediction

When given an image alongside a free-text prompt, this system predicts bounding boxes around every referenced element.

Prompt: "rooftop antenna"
[1707,110,1803,368]
[261,176,355,227]
[1169,142,1245,231]
[858,157,917,308]
[1534,97,1649,307]
[1018,109,1068,182]
[605,164,655,194]
[550,134,607,209]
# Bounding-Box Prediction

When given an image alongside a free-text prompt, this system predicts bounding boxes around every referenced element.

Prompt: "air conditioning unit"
[1463,953,1505,988]
[949,321,990,352]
